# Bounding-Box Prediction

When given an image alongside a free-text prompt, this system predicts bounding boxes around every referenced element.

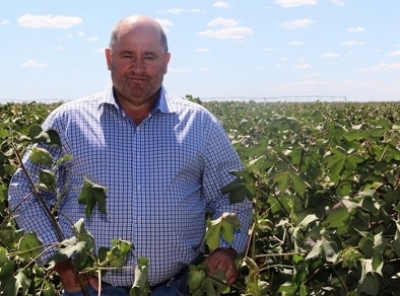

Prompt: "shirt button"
[137,218,141,224]
[137,184,141,189]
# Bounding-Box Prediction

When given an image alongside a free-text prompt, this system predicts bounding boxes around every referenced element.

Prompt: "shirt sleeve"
[202,116,253,254]
[7,109,66,261]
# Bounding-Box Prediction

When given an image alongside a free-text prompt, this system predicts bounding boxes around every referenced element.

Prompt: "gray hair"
[108,17,169,52]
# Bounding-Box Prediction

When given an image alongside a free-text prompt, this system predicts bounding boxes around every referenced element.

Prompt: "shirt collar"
[98,83,174,115]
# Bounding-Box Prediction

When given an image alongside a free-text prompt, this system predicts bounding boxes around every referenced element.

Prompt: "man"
[8,15,252,296]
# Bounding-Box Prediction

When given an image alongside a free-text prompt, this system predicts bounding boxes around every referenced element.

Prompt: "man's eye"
[143,55,155,60]
[123,54,134,59]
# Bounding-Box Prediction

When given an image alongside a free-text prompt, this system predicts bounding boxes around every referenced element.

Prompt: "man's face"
[105,22,171,107]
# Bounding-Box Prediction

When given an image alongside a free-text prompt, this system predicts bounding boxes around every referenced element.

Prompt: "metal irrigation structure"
[200,95,347,102]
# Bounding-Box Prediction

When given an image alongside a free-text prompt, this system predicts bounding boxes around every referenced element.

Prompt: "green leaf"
[0,260,15,281]
[368,127,387,138]
[323,206,350,228]
[358,272,379,296]
[1,222,16,247]
[42,280,56,296]
[272,171,290,194]
[299,283,308,296]
[0,247,8,265]
[38,169,56,190]
[342,247,362,268]
[78,177,108,218]
[343,130,367,141]
[0,183,7,202]
[29,125,61,146]
[359,235,374,258]
[279,282,298,294]
[361,196,379,215]
[17,232,42,260]
[205,213,241,251]
[204,279,219,296]
[221,170,254,204]
[29,146,53,165]
[346,154,365,169]
[188,264,207,293]
[129,257,149,296]
[14,270,30,295]
[204,219,221,252]
[288,171,307,198]
[48,239,84,267]
[105,239,133,267]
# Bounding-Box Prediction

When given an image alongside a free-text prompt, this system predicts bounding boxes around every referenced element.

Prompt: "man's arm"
[8,144,61,250]
[202,118,253,283]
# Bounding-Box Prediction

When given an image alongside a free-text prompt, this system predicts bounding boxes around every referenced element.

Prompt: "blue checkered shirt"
[8,84,253,287]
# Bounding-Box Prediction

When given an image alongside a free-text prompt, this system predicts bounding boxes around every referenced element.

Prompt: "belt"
[117,266,189,292]
[150,265,189,289]
[120,254,204,292]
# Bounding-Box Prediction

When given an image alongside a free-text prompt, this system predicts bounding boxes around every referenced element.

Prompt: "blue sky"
[1,0,399,103]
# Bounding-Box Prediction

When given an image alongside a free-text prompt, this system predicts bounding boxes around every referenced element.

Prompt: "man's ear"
[105,48,112,70]
[163,52,171,74]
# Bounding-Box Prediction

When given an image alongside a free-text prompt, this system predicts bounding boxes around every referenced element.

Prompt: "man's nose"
[131,58,145,70]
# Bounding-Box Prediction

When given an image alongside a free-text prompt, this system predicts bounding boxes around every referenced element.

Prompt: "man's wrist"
[213,247,238,258]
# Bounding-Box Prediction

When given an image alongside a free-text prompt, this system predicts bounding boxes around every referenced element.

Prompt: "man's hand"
[203,248,239,285]
[54,259,99,292]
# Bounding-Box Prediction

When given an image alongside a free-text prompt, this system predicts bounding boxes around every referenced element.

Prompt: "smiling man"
[8,15,253,296]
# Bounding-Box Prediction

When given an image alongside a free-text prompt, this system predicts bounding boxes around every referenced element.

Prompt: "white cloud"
[199,67,211,72]
[22,60,48,67]
[281,19,316,29]
[191,9,205,13]
[342,40,365,46]
[361,62,400,72]
[55,46,64,51]
[156,19,173,26]
[213,1,230,8]
[208,17,239,27]
[77,31,85,37]
[86,36,97,42]
[274,0,318,8]
[195,48,211,53]
[346,26,364,32]
[330,0,344,6]
[166,8,184,14]
[295,64,312,69]
[199,26,253,39]
[265,47,278,52]
[156,19,173,33]
[320,52,340,58]
[297,57,306,62]
[1,20,10,25]
[201,17,253,40]
[386,50,400,57]
[289,41,304,45]
[18,14,82,29]
[280,57,288,62]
